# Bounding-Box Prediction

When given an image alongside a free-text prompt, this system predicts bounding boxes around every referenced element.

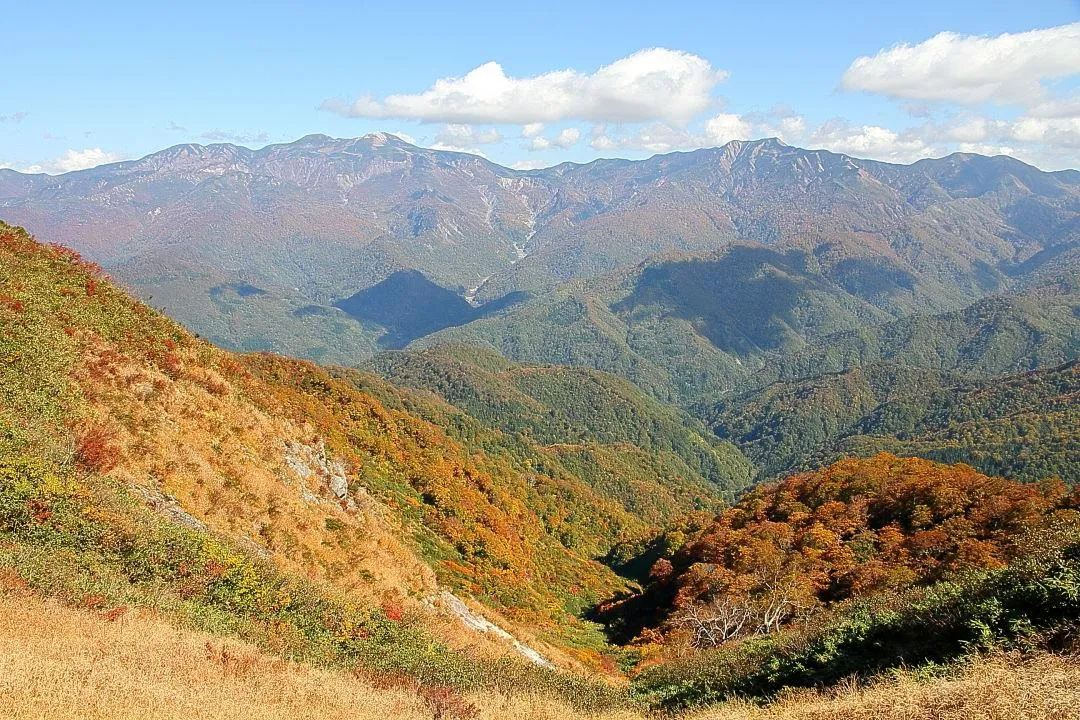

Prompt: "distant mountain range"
[1,134,1077,363]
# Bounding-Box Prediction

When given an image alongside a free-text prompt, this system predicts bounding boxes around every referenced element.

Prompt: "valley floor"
[1,591,1078,720]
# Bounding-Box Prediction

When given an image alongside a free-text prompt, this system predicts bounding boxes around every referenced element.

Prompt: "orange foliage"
[620,455,1075,645]
[74,425,121,474]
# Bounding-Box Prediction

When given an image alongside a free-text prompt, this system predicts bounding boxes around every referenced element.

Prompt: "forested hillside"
[0,220,743,667]
[371,343,751,501]
[431,246,1080,406]
[598,455,1079,672]
[706,360,1078,482]
[4,219,1079,716]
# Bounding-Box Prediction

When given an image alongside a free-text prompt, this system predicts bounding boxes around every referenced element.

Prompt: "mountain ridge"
[3,133,1076,364]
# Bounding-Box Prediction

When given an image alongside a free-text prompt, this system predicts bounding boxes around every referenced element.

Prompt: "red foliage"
[81,593,107,611]
[382,602,405,622]
[0,293,25,313]
[74,425,121,474]
[27,499,52,524]
[648,558,674,582]
[160,351,183,378]
[102,605,129,622]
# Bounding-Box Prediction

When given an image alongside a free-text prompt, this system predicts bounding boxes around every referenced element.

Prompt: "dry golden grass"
[0,593,640,720]
[694,654,1080,720]
[2,592,1079,720]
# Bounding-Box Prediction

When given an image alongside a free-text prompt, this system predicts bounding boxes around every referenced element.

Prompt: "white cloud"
[322,48,726,125]
[957,142,1017,157]
[511,159,553,170]
[1006,115,1080,147]
[587,108,807,155]
[521,123,545,138]
[528,127,581,151]
[806,120,940,164]
[589,134,617,151]
[1026,98,1080,119]
[704,113,753,144]
[777,115,806,140]
[841,23,1080,105]
[588,123,695,153]
[427,142,488,157]
[432,123,503,152]
[942,117,990,143]
[390,130,417,144]
[17,148,126,174]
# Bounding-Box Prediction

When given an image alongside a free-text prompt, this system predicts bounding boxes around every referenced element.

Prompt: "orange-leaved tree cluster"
[600,454,1078,648]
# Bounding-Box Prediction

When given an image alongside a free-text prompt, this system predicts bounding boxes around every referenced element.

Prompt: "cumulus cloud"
[806,120,939,164]
[511,159,553,170]
[589,123,695,153]
[322,48,726,125]
[841,23,1080,104]
[1006,115,1080,147]
[704,113,753,144]
[433,123,503,151]
[528,127,581,151]
[588,108,807,155]
[18,148,126,174]
[521,123,545,138]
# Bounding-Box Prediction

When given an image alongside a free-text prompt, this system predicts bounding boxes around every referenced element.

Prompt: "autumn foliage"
[604,455,1078,647]
[74,425,121,474]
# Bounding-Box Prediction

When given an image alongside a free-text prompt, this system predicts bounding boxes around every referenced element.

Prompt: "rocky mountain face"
[1,134,1077,362]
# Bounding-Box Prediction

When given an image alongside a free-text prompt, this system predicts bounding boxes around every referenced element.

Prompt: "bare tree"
[674,595,756,649]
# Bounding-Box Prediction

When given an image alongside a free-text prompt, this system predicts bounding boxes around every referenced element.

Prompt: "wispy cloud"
[200,130,270,145]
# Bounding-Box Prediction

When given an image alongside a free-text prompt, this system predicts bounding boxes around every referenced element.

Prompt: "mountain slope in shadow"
[335,270,526,348]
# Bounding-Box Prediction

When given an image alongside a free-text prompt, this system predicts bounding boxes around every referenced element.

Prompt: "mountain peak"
[293,133,335,147]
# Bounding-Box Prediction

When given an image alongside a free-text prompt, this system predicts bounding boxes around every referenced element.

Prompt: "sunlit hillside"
[0,219,743,667]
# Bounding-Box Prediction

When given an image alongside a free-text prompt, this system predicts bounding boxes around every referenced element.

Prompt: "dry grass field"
[2,591,1078,720]
[0,593,640,720]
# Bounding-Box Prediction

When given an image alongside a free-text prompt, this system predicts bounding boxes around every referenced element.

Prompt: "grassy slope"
[0,220,699,662]
[2,221,1079,714]
[2,589,1077,720]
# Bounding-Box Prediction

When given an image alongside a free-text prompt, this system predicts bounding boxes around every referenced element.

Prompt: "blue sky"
[2,1,1078,172]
